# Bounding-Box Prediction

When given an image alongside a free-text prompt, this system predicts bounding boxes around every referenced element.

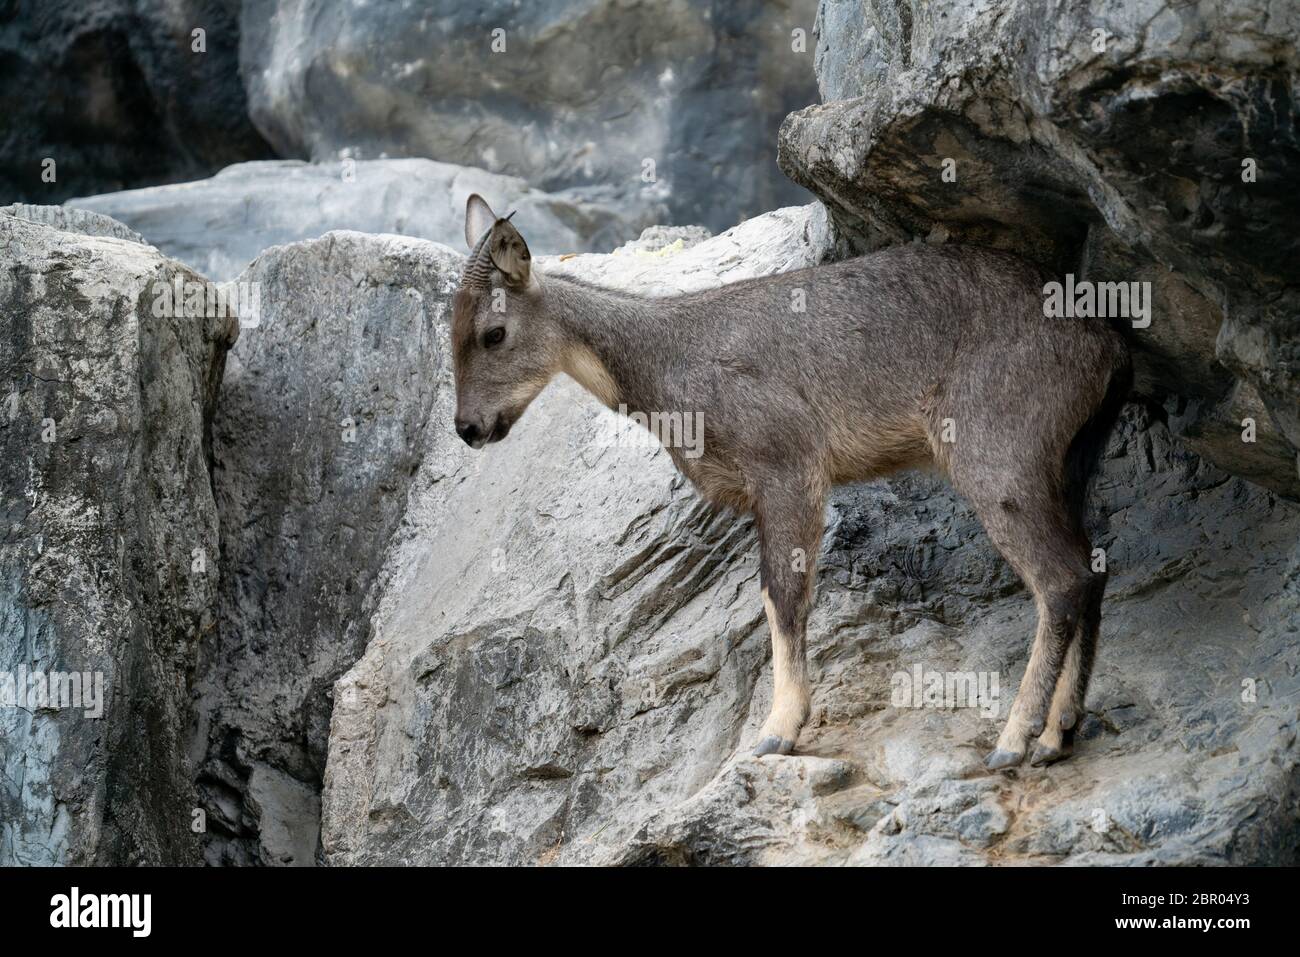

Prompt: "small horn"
[462,229,494,289]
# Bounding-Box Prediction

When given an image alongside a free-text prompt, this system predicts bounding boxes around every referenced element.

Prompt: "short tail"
[1064,345,1133,535]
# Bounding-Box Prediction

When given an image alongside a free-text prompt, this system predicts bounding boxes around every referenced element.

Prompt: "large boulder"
[0,0,273,204]
[0,209,236,864]
[778,0,1300,499]
[193,231,463,865]
[238,0,821,233]
[68,159,646,282]
[317,207,1299,865]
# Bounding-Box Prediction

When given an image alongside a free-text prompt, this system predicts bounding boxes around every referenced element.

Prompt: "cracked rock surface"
[192,231,462,865]
[0,210,235,864]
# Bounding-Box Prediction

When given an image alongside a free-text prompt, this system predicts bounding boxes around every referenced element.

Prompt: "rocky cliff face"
[193,231,462,865]
[9,0,821,236]
[0,207,236,864]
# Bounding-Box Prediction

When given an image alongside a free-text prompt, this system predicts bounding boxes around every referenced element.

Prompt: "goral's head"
[451,194,562,448]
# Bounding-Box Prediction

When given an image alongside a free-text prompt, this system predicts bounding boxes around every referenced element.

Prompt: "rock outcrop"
[778,0,1300,499]
[192,231,462,865]
[238,0,821,232]
[3,198,1295,866]
[0,209,236,864]
[68,159,647,282]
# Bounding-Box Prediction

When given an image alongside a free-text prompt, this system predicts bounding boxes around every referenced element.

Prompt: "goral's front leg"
[753,585,812,755]
[751,478,824,757]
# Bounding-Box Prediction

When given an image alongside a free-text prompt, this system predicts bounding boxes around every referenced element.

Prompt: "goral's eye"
[483,326,506,348]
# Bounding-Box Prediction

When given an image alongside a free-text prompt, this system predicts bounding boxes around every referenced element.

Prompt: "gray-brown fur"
[452,194,1132,768]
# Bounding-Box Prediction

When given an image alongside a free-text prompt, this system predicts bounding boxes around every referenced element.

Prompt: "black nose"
[456,418,481,446]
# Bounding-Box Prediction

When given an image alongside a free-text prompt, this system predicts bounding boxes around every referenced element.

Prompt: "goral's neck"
[546,273,677,414]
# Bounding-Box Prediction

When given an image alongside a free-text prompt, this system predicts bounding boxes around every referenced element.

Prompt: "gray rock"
[314,206,1299,865]
[0,213,236,864]
[778,0,1300,498]
[68,159,644,282]
[0,0,273,204]
[192,231,463,865]
[547,203,834,295]
[1,205,146,245]
[238,0,821,233]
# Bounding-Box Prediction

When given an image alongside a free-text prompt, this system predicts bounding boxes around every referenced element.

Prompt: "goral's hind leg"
[928,325,1113,772]
[751,474,825,757]
[982,526,1093,771]
[1031,570,1104,765]
[946,478,1093,771]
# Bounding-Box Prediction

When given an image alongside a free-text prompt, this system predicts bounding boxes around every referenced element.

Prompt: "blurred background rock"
[2,0,819,234]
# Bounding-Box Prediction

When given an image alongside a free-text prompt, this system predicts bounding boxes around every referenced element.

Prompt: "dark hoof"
[984,748,1024,771]
[1030,729,1075,766]
[753,735,795,757]
[1028,744,1063,766]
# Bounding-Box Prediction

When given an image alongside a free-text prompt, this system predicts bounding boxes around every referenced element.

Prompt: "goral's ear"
[465,194,497,250]
[488,215,531,288]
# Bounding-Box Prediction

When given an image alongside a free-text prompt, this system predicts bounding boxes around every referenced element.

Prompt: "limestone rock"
[1,205,146,245]
[192,231,463,865]
[0,211,235,864]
